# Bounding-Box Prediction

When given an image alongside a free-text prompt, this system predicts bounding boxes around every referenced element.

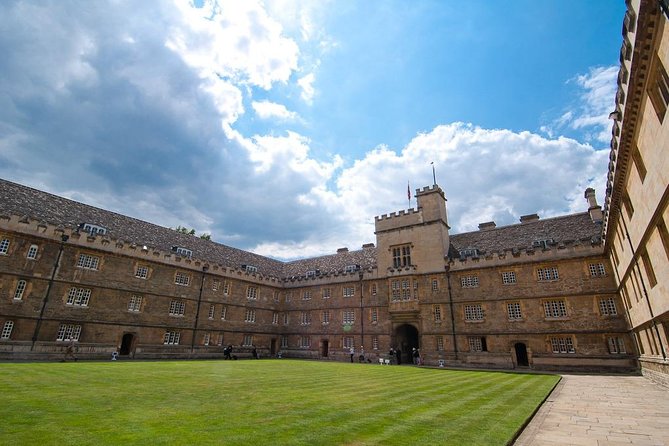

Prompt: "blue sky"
[0,1,624,260]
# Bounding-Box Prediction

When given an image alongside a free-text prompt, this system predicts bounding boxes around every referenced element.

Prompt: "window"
[459,248,479,258]
[550,337,575,353]
[215,334,223,346]
[243,335,253,346]
[392,245,412,268]
[658,220,669,261]
[537,267,559,282]
[507,302,522,320]
[300,312,311,325]
[128,295,143,312]
[632,145,647,182]
[77,254,99,270]
[135,265,149,279]
[608,337,626,354]
[391,279,411,300]
[300,336,311,348]
[648,55,669,121]
[343,336,354,349]
[223,281,231,295]
[283,313,289,325]
[246,286,258,300]
[164,331,181,345]
[544,300,567,318]
[203,333,211,346]
[461,275,479,288]
[174,272,190,286]
[322,310,330,325]
[433,305,442,322]
[27,244,38,260]
[436,336,444,351]
[306,270,317,278]
[1,321,14,340]
[57,324,81,342]
[344,265,359,273]
[281,336,288,348]
[272,312,279,325]
[372,336,379,350]
[622,192,635,219]
[641,249,658,288]
[245,309,256,323]
[242,264,258,273]
[343,286,354,297]
[501,271,516,285]
[432,279,439,292]
[13,280,27,300]
[212,280,220,291]
[599,297,617,316]
[66,288,91,307]
[220,306,227,320]
[303,291,312,300]
[371,308,378,324]
[589,263,606,277]
[169,300,186,316]
[0,238,10,255]
[82,223,107,235]
[208,304,215,319]
[371,283,377,295]
[273,291,279,302]
[343,310,355,325]
[464,304,484,321]
[468,336,487,352]
[323,288,331,299]
[174,247,193,258]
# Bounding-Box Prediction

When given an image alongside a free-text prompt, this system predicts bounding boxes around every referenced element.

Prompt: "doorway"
[393,324,419,364]
[270,338,276,356]
[321,340,329,357]
[120,333,135,356]
[514,342,529,367]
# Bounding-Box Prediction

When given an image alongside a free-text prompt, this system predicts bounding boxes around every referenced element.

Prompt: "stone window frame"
[607,337,626,354]
[433,305,442,322]
[300,311,311,325]
[77,253,100,270]
[507,302,522,321]
[66,287,91,307]
[127,295,143,312]
[468,336,487,352]
[391,244,412,268]
[599,297,618,316]
[26,244,39,260]
[246,285,258,300]
[57,324,81,342]
[174,271,191,286]
[244,309,256,323]
[436,335,444,351]
[537,266,559,282]
[299,336,311,348]
[322,310,330,325]
[550,336,575,354]
[464,304,484,322]
[1,321,14,340]
[13,280,27,301]
[168,300,186,316]
[343,286,355,298]
[543,299,567,319]
[461,275,480,288]
[501,271,516,285]
[135,264,149,279]
[0,238,10,255]
[243,334,254,346]
[342,310,355,325]
[589,263,606,277]
[208,304,216,319]
[163,331,180,345]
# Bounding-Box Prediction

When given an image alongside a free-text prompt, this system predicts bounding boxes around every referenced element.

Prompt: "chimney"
[478,221,496,231]
[362,243,375,249]
[337,247,349,253]
[584,188,603,223]
[520,214,540,223]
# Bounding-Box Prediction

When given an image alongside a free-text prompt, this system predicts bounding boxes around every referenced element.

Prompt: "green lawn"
[0,360,559,446]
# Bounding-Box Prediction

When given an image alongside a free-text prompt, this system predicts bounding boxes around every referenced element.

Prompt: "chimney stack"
[584,188,603,223]
[520,214,540,223]
[478,221,496,231]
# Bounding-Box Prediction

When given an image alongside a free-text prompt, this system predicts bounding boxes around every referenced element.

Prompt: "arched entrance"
[120,333,135,356]
[514,342,529,367]
[321,340,329,357]
[394,324,419,365]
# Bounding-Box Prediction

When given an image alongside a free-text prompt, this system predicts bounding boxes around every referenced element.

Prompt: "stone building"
[603,0,669,385]
[0,178,635,371]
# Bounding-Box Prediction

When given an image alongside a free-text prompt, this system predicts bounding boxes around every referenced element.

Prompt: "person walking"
[412,347,420,365]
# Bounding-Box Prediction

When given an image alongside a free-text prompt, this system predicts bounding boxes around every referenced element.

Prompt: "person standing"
[349,346,355,363]
[395,348,402,365]
[388,348,395,365]
[412,347,420,365]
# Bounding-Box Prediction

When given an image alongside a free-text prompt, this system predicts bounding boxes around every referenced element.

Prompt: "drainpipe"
[31,234,69,351]
[359,270,364,355]
[445,262,458,360]
[620,215,666,360]
[190,265,208,355]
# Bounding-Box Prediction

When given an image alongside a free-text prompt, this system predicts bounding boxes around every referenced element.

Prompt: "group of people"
[387,347,422,365]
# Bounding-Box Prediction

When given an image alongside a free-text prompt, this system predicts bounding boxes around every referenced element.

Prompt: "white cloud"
[298,72,316,104]
[541,65,617,145]
[251,100,298,120]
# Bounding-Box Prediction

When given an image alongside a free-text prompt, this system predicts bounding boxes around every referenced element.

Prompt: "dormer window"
[81,223,107,235]
[345,265,360,273]
[532,239,554,249]
[459,248,479,258]
[242,264,258,273]
[306,270,318,278]
[172,246,193,258]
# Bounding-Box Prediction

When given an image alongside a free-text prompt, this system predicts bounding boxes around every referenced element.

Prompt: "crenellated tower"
[374,184,450,276]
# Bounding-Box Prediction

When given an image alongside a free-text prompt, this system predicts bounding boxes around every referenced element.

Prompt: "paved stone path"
[515,375,669,446]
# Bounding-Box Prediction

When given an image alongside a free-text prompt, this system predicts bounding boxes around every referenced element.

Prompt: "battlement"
[0,214,283,286]
[374,208,423,233]
[415,184,445,198]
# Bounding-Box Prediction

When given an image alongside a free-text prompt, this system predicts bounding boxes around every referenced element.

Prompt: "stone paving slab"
[514,375,669,446]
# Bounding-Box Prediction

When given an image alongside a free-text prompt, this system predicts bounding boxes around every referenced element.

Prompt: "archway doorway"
[120,333,135,356]
[394,324,419,364]
[270,338,277,356]
[514,342,529,367]
[321,340,329,357]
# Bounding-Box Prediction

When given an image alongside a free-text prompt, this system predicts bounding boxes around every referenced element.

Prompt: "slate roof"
[0,178,601,279]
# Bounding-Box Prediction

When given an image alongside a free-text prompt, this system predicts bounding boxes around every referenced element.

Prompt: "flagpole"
[407,181,411,209]
[431,162,436,185]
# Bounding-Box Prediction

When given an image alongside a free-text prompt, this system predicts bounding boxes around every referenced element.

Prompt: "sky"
[0,0,625,260]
